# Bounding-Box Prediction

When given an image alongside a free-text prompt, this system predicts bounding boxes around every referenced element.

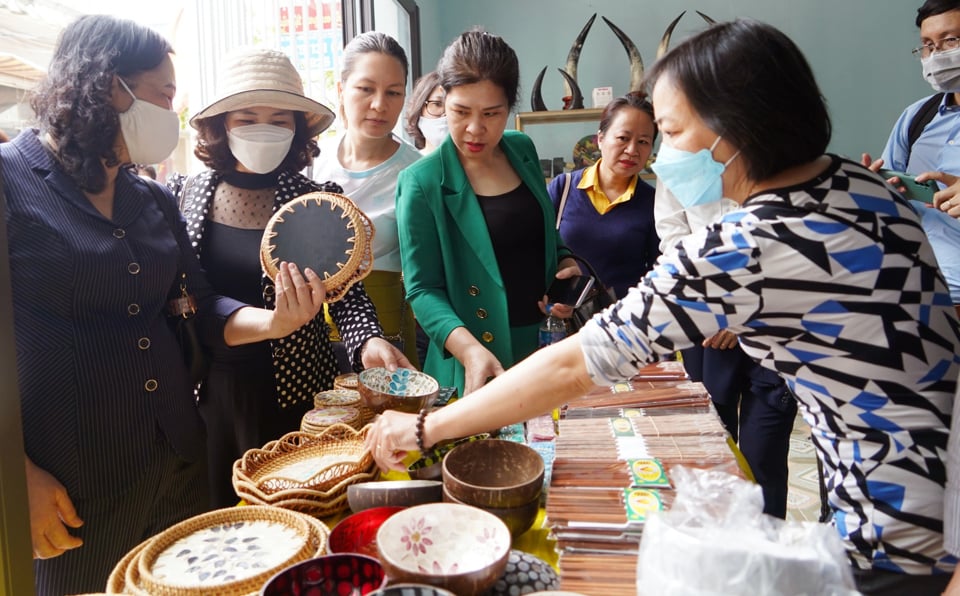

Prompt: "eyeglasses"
[912,36,960,59]
[422,99,444,117]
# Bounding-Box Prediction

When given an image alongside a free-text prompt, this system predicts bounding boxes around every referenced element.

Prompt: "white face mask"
[419,116,448,149]
[922,46,960,92]
[117,78,180,165]
[227,123,295,174]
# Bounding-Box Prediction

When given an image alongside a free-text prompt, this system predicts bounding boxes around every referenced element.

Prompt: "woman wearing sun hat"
[176,46,412,508]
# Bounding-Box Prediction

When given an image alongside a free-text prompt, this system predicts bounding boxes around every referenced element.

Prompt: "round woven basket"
[136,506,316,596]
[300,405,362,434]
[235,468,380,518]
[105,537,150,594]
[233,425,373,496]
[260,192,374,303]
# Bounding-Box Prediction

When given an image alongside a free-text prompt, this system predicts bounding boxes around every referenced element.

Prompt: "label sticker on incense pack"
[615,436,649,459]
[628,458,670,487]
[610,417,635,437]
[623,488,664,521]
[610,381,634,393]
[621,408,643,418]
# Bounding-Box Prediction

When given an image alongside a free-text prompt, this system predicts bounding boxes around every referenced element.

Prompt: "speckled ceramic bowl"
[358,367,440,414]
[442,440,545,509]
[376,503,511,596]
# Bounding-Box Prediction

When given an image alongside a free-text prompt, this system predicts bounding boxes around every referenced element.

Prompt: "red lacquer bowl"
[329,506,405,561]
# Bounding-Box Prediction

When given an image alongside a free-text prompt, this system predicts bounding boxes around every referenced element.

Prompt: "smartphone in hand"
[547,275,595,308]
[878,169,938,203]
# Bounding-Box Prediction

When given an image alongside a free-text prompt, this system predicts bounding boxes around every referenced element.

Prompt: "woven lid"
[260,192,374,303]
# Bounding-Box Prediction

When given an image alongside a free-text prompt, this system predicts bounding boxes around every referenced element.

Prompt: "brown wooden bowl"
[442,439,544,509]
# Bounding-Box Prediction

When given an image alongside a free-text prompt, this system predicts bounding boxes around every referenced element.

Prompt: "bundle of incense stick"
[563,404,715,419]
[554,432,733,462]
[633,360,689,380]
[566,379,710,410]
[545,486,676,526]
[558,414,727,438]
[558,553,640,596]
[549,456,743,488]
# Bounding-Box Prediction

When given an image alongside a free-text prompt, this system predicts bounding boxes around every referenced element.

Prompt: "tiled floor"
[785,413,825,523]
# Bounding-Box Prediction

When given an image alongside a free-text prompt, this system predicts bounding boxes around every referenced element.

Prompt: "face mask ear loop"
[710,135,741,167]
[117,77,137,101]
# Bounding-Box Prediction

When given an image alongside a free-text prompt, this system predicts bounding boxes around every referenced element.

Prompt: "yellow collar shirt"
[578,158,639,214]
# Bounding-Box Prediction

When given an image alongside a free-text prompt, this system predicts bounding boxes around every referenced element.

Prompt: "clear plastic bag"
[636,466,858,596]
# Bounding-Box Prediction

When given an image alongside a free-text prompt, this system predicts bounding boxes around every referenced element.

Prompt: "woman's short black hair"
[917,0,960,27]
[30,14,173,192]
[645,19,831,182]
[598,91,657,140]
[437,28,520,111]
[405,70,441,149]
[193,111,319,173]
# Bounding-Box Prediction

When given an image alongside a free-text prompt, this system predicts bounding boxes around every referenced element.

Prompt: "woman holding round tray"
[312,32,423,368]
[176,47,411,509]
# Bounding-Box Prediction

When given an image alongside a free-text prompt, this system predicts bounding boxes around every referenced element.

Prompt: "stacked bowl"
[441,439,545,539]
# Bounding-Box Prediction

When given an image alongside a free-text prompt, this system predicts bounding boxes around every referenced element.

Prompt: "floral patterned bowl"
[261,553,387,595]
[329,506,404,560]
[376,503,511,596]
[358,367,439,414]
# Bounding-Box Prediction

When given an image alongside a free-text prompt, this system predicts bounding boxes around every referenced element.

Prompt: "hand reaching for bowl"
[364,410,419,472]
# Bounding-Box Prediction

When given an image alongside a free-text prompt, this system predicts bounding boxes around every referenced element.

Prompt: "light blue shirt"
[912,199,960,303]
[881,93,960,182]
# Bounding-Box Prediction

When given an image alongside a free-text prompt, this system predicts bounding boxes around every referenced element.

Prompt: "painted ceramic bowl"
[369,584,456,596]
[482,550,560,595]
[347,480,444,513]
[376,503,511,596]
[261,553,386,595]
[329,506,404,560]
[358,367,440,414]
[442,484,539,539]
[442,440,545,509]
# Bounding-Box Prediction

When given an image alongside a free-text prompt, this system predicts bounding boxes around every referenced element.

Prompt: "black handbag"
[145,179,210,385]
[566,254,617,331]
[554,174,618,331]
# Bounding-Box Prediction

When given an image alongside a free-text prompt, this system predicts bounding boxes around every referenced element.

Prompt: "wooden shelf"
[515,108,604,131]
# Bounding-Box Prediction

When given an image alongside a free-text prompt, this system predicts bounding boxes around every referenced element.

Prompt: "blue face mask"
[651,136,740,208]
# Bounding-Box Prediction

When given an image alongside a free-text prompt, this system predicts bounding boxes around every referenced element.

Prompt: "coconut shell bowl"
[358,367,439,414]
[376,503,511,596]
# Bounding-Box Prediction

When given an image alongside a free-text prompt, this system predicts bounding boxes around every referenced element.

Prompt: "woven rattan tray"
[135,506,318,596]
[107,510,328,595]
[260,192,374,303]
[234,425,374,496]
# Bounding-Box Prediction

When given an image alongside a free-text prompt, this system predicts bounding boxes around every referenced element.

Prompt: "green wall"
[415,0,927,168]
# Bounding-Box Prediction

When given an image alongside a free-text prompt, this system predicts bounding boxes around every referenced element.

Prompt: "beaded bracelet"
[416,408,430,452]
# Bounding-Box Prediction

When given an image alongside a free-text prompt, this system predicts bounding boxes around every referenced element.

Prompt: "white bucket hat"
[190,47,335,137]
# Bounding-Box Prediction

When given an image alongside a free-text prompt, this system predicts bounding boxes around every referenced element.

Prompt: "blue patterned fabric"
[581,156,960,575]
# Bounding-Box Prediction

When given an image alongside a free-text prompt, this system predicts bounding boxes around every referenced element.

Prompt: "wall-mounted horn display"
[658,11,718,60]
[531,67,584,112]
[601,16,644,93]
[562,13,596,109]
[528,11,719,112]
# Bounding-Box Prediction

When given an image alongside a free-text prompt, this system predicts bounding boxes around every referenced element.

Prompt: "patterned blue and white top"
[581,156,960,575]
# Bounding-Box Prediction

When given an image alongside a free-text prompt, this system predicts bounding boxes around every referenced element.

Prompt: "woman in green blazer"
[396,29,577,397]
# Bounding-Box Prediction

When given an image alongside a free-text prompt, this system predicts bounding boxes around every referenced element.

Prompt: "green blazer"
[396,130,571,394]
